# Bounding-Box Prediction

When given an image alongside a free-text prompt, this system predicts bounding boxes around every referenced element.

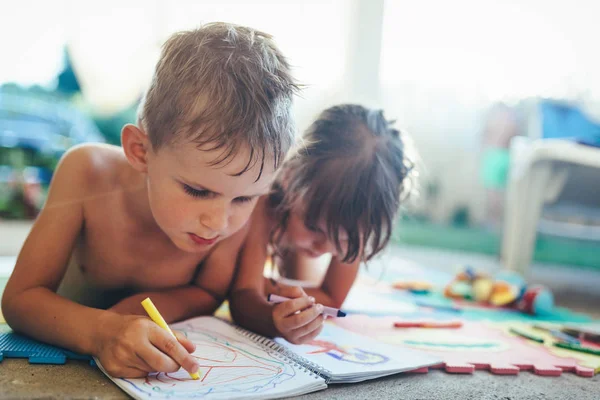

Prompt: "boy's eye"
[183,184,211,198]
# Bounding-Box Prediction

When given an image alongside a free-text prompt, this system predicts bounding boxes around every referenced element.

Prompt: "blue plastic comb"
[0,331,94,365]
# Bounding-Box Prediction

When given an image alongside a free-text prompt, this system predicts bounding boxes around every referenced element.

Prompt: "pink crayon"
[267,294,347,318]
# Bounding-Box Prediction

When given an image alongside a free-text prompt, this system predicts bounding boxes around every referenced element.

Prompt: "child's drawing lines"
[116,321,303,398]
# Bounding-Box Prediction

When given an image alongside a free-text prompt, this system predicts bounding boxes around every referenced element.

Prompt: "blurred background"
[1,0,599,280]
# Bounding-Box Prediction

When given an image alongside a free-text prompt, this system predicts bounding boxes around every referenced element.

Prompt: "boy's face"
[145,141,275,253]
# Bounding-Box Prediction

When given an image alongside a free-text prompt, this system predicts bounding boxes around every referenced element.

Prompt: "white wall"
[3,0,600,225]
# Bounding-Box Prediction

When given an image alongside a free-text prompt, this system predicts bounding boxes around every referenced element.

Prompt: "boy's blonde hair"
[139,22,299,176]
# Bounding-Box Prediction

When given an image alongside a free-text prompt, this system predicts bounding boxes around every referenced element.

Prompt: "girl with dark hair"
[230,104,415,344]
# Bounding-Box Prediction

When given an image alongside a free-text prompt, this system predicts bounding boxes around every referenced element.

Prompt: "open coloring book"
[97,316,441,399]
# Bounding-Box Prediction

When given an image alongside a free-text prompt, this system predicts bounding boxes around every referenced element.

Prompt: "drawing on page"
[119,324,301,398]
[306,339,390,365]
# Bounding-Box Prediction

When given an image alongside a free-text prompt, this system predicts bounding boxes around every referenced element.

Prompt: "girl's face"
[282,208,349,259]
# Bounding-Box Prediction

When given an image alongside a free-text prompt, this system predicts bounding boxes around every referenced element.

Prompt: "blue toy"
[0,331,94,366]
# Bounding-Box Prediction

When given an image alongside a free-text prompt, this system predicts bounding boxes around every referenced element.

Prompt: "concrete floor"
[1,231,600,399]
[0,359,125,399]
[1,357,598,400]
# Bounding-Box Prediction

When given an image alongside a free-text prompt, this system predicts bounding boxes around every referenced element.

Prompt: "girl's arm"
[229,198,279,336]
[229,198,324,344]
[286,254,360,309]
[310,257,360,308]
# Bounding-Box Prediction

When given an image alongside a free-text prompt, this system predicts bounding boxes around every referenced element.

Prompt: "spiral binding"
[232,324,332,383]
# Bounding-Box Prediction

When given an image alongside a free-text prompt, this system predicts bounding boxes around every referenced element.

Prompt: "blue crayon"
[534,325,580,345]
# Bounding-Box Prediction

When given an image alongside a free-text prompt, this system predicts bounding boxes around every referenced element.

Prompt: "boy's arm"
[107,287,220,323]
[1,146,118,354]
[109,223,249,323]
[2,145,202,378]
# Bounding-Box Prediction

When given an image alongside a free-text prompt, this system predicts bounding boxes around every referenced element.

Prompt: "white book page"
[275,322,441,382]
[98,317,326,399]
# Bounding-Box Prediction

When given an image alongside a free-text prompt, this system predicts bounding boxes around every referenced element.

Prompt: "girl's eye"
[183,184,211,198]
[234,196,253,204]
[306,223,324,234]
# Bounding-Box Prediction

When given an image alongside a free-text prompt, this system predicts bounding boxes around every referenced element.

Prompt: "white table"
[501,137,600,275]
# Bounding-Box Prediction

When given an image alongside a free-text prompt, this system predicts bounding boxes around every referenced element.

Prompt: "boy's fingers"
[137,342,180,373]
[102,359,148,378]
[120,366,149,378]
[174,331,196,354]
[133,351,154,372]
[274,296,315,319]
[150,328,199,375]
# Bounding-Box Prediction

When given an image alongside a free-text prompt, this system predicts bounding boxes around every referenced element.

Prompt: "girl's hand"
[271,285,324,344]
[95,314,199,378]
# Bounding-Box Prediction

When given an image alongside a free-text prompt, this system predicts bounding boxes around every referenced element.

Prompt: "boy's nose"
[200,206,229,233]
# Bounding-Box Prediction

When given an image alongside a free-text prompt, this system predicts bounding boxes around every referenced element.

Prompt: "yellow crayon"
[141,297,200,380]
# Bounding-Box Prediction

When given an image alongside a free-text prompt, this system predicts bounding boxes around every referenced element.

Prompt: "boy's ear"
[121,124,151,173]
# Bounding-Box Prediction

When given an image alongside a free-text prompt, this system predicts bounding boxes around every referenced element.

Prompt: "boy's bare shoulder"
[56,143,132,194]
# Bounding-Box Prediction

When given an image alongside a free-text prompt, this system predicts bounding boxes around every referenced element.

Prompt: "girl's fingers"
[291,314,325,342]
[273,296,315,319]
[276,285,306,299]
[280,303,323,331]
[295,321,325,344]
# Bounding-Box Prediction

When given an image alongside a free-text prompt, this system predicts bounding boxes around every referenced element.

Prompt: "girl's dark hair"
[268,104,413,263]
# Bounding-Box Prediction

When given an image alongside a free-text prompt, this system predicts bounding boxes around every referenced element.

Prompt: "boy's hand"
[271,285,324,345]
[96,314,199,378]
